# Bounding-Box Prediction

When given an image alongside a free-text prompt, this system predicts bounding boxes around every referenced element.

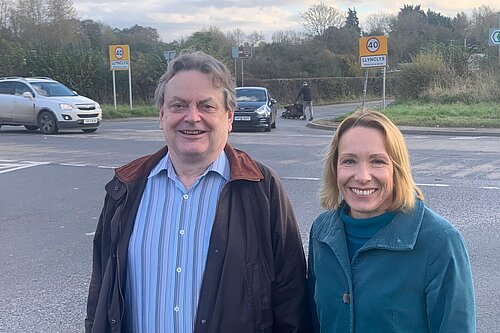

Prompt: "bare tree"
[300,3,345,37]
[365,13,394,36]
[247,30,265,45]
[45,0,76,23]
[226,28,246,46]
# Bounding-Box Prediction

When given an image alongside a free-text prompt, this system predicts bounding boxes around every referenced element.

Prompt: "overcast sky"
[73,0,498,42]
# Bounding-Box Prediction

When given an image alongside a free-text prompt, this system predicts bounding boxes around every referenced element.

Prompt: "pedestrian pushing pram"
[281,102,304,119]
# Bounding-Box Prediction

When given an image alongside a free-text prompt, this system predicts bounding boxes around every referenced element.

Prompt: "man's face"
[159,70,233,167]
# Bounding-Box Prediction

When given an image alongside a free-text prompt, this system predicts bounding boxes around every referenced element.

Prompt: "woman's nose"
[354,163,372,182]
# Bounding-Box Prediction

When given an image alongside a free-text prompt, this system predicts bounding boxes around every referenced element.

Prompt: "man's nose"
[184,104,201,122]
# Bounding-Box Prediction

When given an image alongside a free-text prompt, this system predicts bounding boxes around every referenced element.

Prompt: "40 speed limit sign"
[359,36,388,68]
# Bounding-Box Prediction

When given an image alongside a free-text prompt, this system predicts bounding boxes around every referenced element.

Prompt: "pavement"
[308,120,500,137]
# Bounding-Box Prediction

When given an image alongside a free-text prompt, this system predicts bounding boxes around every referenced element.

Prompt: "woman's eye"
[372,159,388,165]
[340,158,356,165]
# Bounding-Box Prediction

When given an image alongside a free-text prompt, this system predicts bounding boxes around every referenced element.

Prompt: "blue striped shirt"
[125,151,230,333]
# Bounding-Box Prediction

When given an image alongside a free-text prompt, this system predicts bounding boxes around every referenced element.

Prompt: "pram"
[281,102,304,119]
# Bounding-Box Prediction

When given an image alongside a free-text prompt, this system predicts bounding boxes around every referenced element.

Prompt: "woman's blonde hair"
[319,110,423,211]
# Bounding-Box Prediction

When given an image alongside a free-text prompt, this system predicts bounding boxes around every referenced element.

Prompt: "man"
[85,51,311,333]
[296,82,313,121]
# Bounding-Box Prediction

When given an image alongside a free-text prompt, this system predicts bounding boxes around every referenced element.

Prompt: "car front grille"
[76,104,96,111]
[78,113,99,118]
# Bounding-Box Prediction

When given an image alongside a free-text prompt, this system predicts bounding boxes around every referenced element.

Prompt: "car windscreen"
[236,89,267,102]
[30,82,77,97]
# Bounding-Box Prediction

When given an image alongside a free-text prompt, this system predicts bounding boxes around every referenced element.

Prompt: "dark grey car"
[233,87,277,132]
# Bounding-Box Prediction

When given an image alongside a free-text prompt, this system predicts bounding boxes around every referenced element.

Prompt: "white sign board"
[489,28,500,46]
[360,55,387,68]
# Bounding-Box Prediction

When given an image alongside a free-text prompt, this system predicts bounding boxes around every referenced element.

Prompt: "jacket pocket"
[245,262,273,329]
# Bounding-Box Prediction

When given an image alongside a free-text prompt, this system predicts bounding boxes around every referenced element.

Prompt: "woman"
[308,110,476,332]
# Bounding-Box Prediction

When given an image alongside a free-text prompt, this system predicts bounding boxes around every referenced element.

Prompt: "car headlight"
[255,105,269,115]
[59,103,74,110]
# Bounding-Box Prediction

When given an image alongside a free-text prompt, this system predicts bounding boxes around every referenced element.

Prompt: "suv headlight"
[59,103,74,110]
[255,105,269,116]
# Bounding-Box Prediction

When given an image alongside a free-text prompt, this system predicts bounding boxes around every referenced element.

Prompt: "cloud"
[73,0,498,42]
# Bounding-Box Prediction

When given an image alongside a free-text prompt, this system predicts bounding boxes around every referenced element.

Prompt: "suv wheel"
[25,125,39,131]
[38,111,59,134]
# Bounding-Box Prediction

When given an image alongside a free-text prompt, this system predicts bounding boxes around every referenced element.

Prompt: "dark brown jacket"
[85,144,312,333]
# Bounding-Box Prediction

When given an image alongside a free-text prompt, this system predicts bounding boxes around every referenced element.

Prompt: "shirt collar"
[148,151,230,181]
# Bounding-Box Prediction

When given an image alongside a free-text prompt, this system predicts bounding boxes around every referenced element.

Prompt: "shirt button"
[179,230,185,235]
[183,194,188,200]
[111,319,117,325]
[176,267,182,273]
[343,292,351,304]
[174,306,179,312]
[201,319,207,325]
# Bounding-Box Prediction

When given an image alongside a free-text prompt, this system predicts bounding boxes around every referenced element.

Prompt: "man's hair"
[319,110,423,212]
[154,51,236,112]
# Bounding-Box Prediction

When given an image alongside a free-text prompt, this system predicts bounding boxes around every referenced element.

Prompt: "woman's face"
[337,126,394,219]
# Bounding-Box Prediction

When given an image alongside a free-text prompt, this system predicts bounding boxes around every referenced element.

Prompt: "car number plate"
[234,116,251,121]
[83,119,98,124]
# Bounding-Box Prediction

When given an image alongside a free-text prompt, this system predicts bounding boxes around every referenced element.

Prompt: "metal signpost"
[231,46,253,86]
[359,36,388,109]
[109,45,133,111]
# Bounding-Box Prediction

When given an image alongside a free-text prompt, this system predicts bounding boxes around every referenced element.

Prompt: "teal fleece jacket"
[308,199,476,333]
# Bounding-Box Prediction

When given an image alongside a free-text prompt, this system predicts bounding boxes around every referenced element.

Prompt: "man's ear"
[227,111,234,132]
[159,107,165,129]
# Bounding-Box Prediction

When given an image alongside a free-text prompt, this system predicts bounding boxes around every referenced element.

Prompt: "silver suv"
[0,77,102,134]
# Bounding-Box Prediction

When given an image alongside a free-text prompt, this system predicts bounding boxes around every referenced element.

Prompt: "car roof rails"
[26,76,54,80]
[0,76,25,80]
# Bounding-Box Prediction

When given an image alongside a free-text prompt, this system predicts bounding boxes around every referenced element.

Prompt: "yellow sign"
[359,36,388,68]
[109,45,130,70]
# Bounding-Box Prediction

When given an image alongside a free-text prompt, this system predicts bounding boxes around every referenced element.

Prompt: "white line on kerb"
[282,176,321,181]
[416,183,450,187]
[479,186,500,190]
[59,163,88,167]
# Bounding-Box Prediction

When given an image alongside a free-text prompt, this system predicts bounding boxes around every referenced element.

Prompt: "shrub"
[395,51,452,100]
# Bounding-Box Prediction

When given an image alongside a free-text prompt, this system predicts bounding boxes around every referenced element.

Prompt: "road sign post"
[232,46,253,86]
[109,45,133,111]
[358,36,388,109]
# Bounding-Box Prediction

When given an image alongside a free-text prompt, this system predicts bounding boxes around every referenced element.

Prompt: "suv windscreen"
[30,81,77,97]
[236,89,267,102]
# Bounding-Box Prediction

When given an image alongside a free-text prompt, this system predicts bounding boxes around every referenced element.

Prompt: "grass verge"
[103,101,500,128]
[333,102,500,128]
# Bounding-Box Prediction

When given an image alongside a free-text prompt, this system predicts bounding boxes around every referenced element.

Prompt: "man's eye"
[198,103,216,112]
[169,103,186,112]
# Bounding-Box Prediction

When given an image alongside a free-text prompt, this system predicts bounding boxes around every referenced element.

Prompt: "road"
[0,103,499,332]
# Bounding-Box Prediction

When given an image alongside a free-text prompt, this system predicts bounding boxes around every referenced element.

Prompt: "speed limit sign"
[359,36,388,68]
[366,38,380,52]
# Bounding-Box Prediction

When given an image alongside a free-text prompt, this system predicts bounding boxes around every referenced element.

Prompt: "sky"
[73,0,499,42]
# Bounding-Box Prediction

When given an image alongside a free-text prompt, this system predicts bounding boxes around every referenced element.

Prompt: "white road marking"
[0,161,50,174]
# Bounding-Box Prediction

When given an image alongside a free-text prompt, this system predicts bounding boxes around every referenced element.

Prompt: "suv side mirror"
[22,91,34,99]
[270,98,277,105]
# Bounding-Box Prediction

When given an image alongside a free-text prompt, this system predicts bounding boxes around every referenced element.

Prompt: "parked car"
[0,77,102,134]
[233,87,277,132]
